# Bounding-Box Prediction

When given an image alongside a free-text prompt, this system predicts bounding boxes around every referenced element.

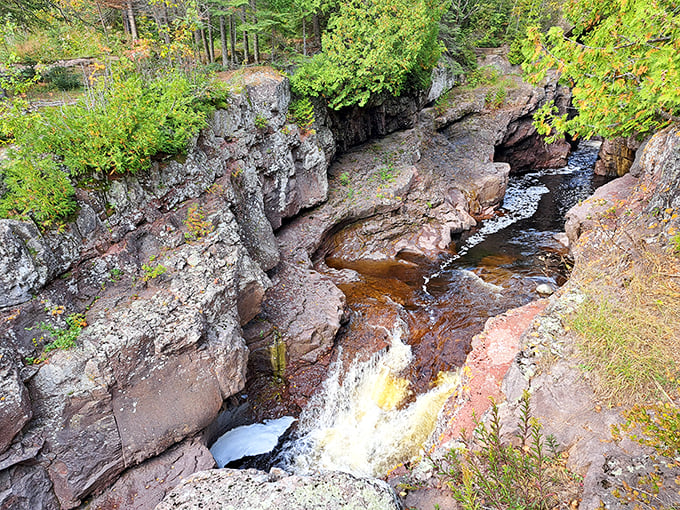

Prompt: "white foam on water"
[285,324,461,477]
[210,416,297,468]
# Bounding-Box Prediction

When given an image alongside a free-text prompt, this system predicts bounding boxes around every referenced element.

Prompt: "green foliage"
[434,89,455,116]
[484,87,507,109]
[254,113,268,129]
[43,66,82,91]
[435,393,579,510]
[378,163,396,183]
[671,233,680,254]
[524,0,680,140]
[613,402,680,458]
[142,262,167,281]
[0,155,77,227]
[339,171,350,186]
[109,268,123,282]
[288,98,315,130]
[0,61,229,226]
[184,204,214,240]
[41,313,87,353]
[291,0,447,109]
[465,66,500,88]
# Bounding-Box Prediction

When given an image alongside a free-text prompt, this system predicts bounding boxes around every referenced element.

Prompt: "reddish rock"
[86,438,215,510]
[438,299,548,444]
[594,136,641,177]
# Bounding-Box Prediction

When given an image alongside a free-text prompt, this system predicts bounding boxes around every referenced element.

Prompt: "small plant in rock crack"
[433,392,581,510]
[184,204,214,240]
[254,113,268,130]
[339,172,351,186]
[109,267,123,282]
[26,312,88,363]
[142,262,167,282]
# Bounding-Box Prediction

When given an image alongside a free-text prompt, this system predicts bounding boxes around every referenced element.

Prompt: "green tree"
[524,0,680,140]
[291,0,447,109]
[0,0,56,27]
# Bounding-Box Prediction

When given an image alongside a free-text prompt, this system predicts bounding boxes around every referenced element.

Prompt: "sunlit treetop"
[523,0,680,140]
[291,0,447,109]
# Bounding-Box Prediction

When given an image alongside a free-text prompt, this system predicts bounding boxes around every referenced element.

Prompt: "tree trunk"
[126,0,138,41]
[122,8,130,35]
[220,15,228,67]
[163,4,171,44]
[194,30,203,62]
[241,5,249,64]
[302,16,307,56]
[94,0,109,40]
[250,0,259,65]
[271,27,275,63]
[201,28,209,63]
[207,12,215,63]
[313,13,320,49]
[229,14,237,66]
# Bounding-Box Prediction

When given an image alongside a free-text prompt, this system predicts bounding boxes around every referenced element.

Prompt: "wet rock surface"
[0,59,585,508]
[155,468,404,510]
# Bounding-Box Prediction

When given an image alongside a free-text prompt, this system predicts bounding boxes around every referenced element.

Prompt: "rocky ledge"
[1,58,575,510]
[394,124,680,510]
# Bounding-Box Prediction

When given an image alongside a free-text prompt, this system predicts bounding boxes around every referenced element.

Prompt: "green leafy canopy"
[524,0,680,140]
[291,0,448,109]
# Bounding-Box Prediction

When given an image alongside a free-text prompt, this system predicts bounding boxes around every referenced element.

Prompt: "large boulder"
[155,468,404,510]
[0,346,31,454]
[86,438,215,510]
[563,173,637,246]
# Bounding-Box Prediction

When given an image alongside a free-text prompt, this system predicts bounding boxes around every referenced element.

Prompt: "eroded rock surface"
[155,468,404,510]
[0,70,333,509]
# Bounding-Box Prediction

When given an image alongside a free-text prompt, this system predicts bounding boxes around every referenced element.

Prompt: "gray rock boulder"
[155,468,404,510]
[0,345,31,454]
[564,173,637,246]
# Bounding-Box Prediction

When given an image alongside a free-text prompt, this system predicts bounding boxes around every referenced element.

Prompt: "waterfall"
[282,322,461,477]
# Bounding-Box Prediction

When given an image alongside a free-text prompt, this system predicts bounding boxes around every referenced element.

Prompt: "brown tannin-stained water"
[323,141,607,397]
[231,141,609,477]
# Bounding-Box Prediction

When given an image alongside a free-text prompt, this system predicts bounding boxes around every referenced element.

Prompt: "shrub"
[435,393,580,510]
[288,98,315,130]
[0,155,77,227]
[0,61,230,226]
[291,0,446,109]
[184,204,214,240]
[44,66,82,91]
[613,402,680,458]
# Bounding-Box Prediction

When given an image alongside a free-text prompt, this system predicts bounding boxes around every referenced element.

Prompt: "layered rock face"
[0,59,575,509]
[0,70,334,510]
[593,135,642,177]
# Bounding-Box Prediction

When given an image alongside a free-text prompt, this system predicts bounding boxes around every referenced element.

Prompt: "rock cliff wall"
[0,70,336,510]
[0,61,574,509]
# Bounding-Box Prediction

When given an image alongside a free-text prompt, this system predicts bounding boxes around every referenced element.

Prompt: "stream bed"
[216,140,608,477]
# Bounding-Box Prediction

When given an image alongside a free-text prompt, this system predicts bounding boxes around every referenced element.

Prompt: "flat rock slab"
[156,468,403,510]
[438,299,548,444]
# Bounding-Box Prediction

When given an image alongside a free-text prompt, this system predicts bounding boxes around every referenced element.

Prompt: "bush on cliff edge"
[0,59,230,227]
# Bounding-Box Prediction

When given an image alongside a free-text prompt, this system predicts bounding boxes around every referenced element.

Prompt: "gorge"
[1,53,679,510]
